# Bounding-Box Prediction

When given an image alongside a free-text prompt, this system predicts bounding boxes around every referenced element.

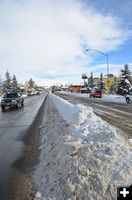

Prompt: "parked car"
[125,93,132,103]
[1,92,24,111]
[80,87,89,94]
[36,91,41,95]
[27,91,35,96]
[90,89,102,98]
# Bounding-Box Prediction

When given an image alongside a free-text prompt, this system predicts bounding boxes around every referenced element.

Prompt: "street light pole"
[86,49,109,77]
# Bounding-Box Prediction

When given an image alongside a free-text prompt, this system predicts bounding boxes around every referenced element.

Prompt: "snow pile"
[33,93,132,200]
[52,93,120,142]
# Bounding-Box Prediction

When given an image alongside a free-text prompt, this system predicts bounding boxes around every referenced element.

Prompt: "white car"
[125,93,132,103]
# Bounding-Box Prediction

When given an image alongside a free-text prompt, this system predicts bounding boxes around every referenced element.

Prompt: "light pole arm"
[86,48,109,77]
[86,49,107,56]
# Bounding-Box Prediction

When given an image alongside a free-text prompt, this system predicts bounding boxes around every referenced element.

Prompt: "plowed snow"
[33,93,132,200]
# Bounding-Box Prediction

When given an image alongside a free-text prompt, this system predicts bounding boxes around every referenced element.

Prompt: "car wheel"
[1,106,5,112]
[126,97,130,103]
[16,104,19,109]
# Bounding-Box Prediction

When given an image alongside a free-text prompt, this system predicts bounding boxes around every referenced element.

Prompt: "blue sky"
[86,0,132,64]
[0,0,132,86]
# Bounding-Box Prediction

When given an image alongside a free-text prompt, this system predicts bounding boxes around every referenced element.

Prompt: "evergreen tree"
[28,78,34,88]
[11,74,18,91]
[108,74,114,78]
[117,64,132,95]
[110,76,117,94]
[100,72,104,90]
[100,72,103,82]
[0,74,2,84]
[0,74,2,94]
[3,70,12,92]
[88,72,94,89]
[120,64,132,82]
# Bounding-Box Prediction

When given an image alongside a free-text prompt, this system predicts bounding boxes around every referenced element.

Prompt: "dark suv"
[1,92,24,111]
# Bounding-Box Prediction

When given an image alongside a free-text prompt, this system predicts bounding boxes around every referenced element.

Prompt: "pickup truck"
[1,92,24,111]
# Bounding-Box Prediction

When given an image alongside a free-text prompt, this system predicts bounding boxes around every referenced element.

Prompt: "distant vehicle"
[27,91,32,96]
[52,86,62,93]
[27,91,35,96]
[125,93,132,103]
[80,87,89,94]
[34,91,41,95]
[1,92,24,111]
[27,91,41,96]
[31,91,36,96]
[90,89,102,98]
[36,91,41,95]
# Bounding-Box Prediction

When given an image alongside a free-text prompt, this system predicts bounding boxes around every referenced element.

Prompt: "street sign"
[105,78,112,89]
[82,74,88,79]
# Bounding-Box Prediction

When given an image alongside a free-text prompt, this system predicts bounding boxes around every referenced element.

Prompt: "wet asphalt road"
[0,93,46,200]
[56,92,132,138]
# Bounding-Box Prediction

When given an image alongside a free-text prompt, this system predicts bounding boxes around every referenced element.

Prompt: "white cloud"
[0,0,131,85]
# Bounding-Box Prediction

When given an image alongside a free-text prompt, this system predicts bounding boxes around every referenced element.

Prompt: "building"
[70,85,83,93]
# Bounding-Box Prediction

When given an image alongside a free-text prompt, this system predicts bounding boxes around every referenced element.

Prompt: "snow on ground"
[0,96,2,105]
[102,94,126,103]
[22,94,28,98]
[59,91,126,103]
[33,93,132,200]
[60,91,89,98]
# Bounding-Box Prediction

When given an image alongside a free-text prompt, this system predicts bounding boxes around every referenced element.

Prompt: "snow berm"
[33,93,132,200]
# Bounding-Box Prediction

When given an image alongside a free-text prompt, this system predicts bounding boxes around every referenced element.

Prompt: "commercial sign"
[82,74,88,79]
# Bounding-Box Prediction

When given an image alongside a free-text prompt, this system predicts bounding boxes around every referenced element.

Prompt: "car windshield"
[3,93,18,98]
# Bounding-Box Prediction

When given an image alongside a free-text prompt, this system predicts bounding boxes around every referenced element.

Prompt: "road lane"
[0,93,46,200]
[56,92,132,137]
